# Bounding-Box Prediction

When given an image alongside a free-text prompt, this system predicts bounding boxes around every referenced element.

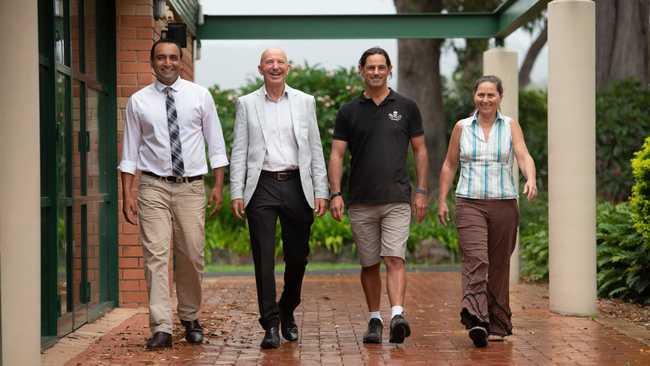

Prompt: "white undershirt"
[261,90,299,171]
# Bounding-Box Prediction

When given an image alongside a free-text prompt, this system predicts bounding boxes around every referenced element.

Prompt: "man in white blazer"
[230,48,329,349]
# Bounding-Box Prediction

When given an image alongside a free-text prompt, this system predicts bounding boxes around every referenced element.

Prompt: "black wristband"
[330,192,342,199]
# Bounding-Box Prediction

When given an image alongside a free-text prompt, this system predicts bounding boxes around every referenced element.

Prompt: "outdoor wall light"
[161,23,187,48]
[153,0,166,21]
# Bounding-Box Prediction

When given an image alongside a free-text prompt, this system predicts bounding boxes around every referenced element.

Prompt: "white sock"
[369,311,382,323]
[391,306,404,319]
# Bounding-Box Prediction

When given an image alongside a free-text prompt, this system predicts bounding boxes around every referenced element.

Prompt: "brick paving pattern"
[65,272,650,365]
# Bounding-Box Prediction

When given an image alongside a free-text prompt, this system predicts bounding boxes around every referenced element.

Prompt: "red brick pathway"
[66,272,650,365]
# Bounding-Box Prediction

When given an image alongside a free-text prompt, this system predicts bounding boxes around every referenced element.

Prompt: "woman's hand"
[523,179,537,201]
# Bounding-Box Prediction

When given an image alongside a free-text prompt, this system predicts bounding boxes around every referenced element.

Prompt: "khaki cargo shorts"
[348,203,411,267]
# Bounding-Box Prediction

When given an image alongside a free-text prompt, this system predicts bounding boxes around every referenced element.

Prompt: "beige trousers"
[138,174,206,334]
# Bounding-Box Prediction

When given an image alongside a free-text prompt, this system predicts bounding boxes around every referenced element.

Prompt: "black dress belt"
[142,171,203,183]
[260,170,299,182]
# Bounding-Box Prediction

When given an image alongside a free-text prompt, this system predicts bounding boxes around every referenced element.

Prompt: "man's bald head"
[258,48,290,89]
[260,48,288,65]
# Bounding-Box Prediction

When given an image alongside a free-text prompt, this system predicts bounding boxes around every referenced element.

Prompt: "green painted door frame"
[39,0,118,348]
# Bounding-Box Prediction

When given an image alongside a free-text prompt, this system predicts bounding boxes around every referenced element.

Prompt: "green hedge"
[519,192,549,281]
[630,136,650,243]
[597,202,650,303]
[596,80,650,201]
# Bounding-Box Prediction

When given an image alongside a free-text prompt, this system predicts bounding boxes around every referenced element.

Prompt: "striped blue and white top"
[455,111,518,200]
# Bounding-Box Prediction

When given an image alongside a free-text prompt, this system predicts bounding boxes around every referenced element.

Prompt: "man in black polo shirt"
[328,47,429,344]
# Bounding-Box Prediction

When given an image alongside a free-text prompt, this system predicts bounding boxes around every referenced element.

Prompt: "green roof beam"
[494,0,550,39]
[198,13,498,40]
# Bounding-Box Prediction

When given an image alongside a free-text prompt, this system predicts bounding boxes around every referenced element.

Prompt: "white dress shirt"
[261,89,299,171]
[118,77,229,176]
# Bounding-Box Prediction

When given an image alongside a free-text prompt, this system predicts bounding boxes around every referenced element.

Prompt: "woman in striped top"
[438,75,537,348]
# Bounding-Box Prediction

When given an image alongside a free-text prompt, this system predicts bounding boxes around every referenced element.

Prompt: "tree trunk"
[394,0,446,194]
[596,0,650,91]
[519,21,547,89]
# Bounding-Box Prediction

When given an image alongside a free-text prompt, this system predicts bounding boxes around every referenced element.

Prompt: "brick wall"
[116,0,195,307]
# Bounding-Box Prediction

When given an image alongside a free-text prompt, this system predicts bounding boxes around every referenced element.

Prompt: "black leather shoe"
[389,315,411,344]
[363,318,383,344]
[146,331,172,350]
[280,312,299,341]
[181,319,204,344]
[260,326,281,349]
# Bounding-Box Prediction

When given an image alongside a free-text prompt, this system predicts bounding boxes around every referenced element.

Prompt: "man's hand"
[412,192,428,223]
[123,195,138,225]
[437,201,449,226]
[231,198,245,220]
[314,198,328,217]
[329,196,345,221]
[208,186,223,217]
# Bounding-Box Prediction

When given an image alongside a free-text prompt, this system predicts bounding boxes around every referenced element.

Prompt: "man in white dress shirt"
[230,48,328,349]
[118,39,229,350]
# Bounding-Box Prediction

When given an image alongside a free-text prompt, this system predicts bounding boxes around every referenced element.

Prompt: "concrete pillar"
[548,0,597,315]
[483,48,520,285]
[0,0,41,364]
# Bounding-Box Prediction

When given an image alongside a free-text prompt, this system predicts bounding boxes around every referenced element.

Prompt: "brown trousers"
[455,197,518,336]
[138,174,206,334]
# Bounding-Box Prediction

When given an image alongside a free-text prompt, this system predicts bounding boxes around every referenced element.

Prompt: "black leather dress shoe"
[280,313,299,341]
[146,331,172,350]
[363,318,383,344]
[181,319,204,344]
[260,326,281,349]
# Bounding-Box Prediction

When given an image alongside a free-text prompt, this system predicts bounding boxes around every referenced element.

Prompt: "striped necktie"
[164,87,184,177]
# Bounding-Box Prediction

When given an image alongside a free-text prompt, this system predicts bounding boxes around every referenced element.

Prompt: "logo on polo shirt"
[387,110,402,121]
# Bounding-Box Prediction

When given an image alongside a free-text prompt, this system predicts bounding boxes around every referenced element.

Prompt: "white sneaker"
[488,334,506,342]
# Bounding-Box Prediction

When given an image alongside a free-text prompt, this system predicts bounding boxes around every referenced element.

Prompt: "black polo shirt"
[333,89,424,205]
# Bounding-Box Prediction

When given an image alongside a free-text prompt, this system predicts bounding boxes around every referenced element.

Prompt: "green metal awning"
[194,0,549,40]
[169,0,200,36]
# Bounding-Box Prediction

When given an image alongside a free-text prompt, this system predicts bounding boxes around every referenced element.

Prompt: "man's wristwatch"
[415,187,428,195]
[330,191,342,199]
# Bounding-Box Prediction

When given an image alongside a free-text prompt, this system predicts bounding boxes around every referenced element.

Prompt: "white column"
[0,0,41,364]
[483,48,520,285]
[548,0,597,315]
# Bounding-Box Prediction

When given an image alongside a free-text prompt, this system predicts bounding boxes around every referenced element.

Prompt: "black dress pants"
[246,172,313,329]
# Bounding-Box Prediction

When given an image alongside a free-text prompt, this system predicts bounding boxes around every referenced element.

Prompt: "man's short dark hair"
[358,47,392,68]
[150,39,183,61]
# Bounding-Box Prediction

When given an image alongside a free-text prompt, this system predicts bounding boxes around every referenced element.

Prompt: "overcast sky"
[195,0,547,90]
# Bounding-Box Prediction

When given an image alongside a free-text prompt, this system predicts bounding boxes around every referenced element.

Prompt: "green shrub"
[630,136,650,243]
[518,89,548,191]
[408,201,459,260]
[204,190,250,261]
[596,80,650,201]
[519,192,549,281]
[597,202,650,303]
[309,214,352,255]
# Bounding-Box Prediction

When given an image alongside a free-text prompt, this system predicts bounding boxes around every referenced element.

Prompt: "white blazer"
[229,85,329,208]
